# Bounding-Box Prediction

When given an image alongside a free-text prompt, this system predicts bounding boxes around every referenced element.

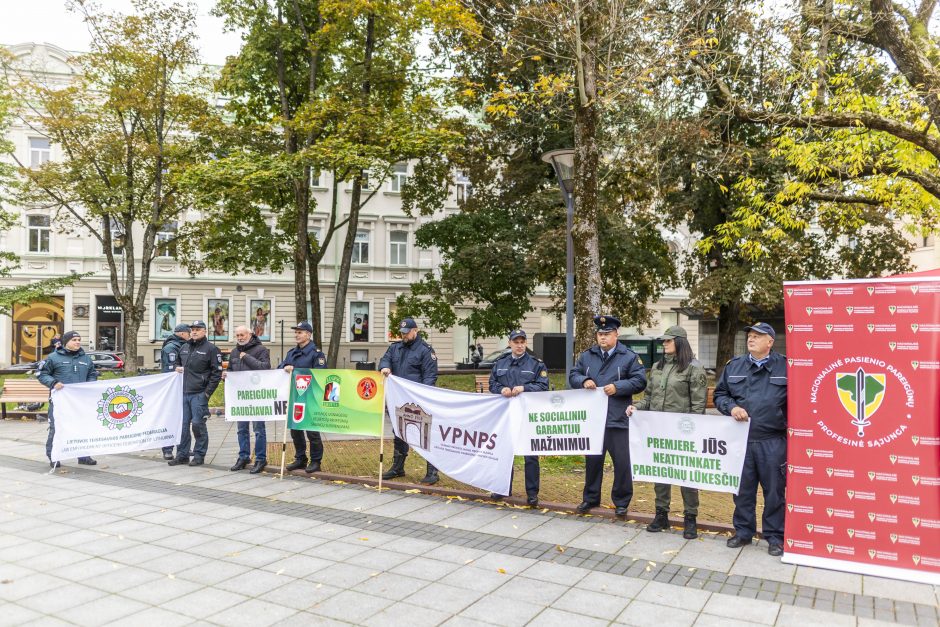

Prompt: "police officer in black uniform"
[489,329,549,506]
[379,317,439,484]
[159,323,190,460]
[169,320,222,467]
[569,315,647,517]
[278,321,328,473]
[713,322,788,556]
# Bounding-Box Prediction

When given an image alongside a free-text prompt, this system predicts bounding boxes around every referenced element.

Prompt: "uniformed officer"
[569,315,647,517]
[379,317,439,484]
[38,330,97,468]
[488,329,549,506]
[627,325,707,538]
[170,320,223,467]
[713,322,787,556]
[159,323,190,460]
[278,321,327,473]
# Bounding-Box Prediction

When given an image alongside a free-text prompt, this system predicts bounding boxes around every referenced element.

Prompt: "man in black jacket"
[159,323,190,460]
[228,325,272,474]
[569,315,647,517]
[170,320,222,467]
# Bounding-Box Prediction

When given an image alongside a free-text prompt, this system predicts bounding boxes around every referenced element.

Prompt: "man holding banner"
[713,322,788,556]
[170,321,223,467]
[159,323,190,461]
[38,330,97,468]
[489,329,549,506]
[279,321,327,473]
[569,315,647,517]
[228,325,272,474]
[380,317,440,484]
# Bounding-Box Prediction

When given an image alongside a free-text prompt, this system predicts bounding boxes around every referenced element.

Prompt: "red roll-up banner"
[782,272,940,584]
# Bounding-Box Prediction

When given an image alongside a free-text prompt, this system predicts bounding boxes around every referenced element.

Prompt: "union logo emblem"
[835,368,886,437]
[97,385,144,430]
[295,374,312,396]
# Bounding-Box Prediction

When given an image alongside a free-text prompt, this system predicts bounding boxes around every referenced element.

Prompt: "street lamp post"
[541,149,576,384]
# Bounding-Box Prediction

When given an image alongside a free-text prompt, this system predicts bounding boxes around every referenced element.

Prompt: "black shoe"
[188,457,204,466]
[419,467,439,485]
[285,458,307,472]
[49,461,61,469]
[230,458,249,471]
[526,496,539,507]
[768,543,784,557]
[576,501,598,514]
[78,457,97,466]
[382,454,406,480]
[305,461,321,473]
[615,506,628,517]
[647,508,669,532]
[683,514,698,540]
[726,535,752,549]
[249,460,267,474]
[168,457,189,466]
[162,451,175,461]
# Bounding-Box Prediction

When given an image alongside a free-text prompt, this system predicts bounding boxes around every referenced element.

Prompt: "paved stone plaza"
[1,419,938,626]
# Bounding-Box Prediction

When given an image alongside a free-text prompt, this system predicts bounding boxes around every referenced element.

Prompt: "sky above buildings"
[0,0,243,66]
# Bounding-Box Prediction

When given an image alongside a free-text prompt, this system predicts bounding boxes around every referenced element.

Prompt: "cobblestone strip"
[2,454,936,625]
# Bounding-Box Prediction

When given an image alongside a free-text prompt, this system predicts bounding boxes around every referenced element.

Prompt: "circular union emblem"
[96,385,144,430]
[357,377,378,400]
[550,394,564,409]
[677,418,695,434]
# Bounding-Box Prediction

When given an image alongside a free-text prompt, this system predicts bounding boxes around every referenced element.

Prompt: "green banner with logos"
[286,369,384,436]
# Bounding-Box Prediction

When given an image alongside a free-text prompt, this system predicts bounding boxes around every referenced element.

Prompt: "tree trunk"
[328,177,364,366]
[123,310,144,374]
[293,179,310,321]
[572,2,602,355]
[715,299,741,378]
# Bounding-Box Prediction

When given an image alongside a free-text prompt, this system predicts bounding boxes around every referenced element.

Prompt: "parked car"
[86,351,125,371]
[478,347,537,369]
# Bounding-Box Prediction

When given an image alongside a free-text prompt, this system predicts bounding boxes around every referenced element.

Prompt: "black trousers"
[290,428,323,463]
[501,456,540,498]
[582,427,633,508]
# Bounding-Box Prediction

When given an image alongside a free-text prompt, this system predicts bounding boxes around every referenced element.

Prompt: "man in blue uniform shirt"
[38,330,97,468]
[489,329,549,506]
[569,315,647,517]
[278,321,328,473]
[379,317,439,484]
[713,322,788,556]
[159,323,190,460]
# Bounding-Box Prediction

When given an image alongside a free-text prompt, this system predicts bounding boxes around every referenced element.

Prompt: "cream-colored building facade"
[0,43,696,368]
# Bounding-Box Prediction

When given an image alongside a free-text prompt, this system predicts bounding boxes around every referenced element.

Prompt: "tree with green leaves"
[4,0,212,371]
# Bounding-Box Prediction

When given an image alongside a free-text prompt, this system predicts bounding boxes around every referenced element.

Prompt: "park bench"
[0,379,50,420]
[474,375,490,393]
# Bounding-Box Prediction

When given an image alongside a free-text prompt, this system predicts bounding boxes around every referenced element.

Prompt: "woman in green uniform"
[627,325,708,539]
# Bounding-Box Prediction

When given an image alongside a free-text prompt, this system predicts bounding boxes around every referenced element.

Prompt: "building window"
[349,301,370,342]
[455,170,471,203]
[360,170,373,191]
[922,234,935,248]
[29,137,51,168]
[352,230,370,264]
[27,215,50,253]
[155,222,178,258]
[389,230,408,266]
[310,169,322,188]
[389,162,408,193]
[308,227,322,253]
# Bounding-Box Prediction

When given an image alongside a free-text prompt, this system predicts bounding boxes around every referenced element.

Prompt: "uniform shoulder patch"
[318,357,325,365]
[216,354,223,363]
[637,357,644,366]
[430,353,437,361]
[540,370,548,378]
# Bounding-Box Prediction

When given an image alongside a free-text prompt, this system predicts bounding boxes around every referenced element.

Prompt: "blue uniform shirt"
[278,341,327,369]
[38,347,97,389]
[489,352,549,394]
[568,343,647,428]
[378,338,437,385]
[713,351,788,441]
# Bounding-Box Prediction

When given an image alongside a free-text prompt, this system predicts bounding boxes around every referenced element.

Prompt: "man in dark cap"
[569,315,647,517]
[379,317,439,484]
[278,321,328,473]
[713,322,788,556]
[170,320,223,467]
[488,329,549,506]
[38,331,97,468]
[159,323,190,460]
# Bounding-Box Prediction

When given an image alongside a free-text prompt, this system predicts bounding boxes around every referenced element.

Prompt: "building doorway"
[95,295,123,351]
[11,298,64,364]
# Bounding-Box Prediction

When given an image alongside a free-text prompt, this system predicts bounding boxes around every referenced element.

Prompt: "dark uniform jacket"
[713,352,788,441]
[489,352,549,394]
[229,335,271,372]
[635,356,707,414]
[179,336,223,396]
[38,347,97,390]
[569,343,647,428]
[278,341,326,369]
[160,335,187,373]
[379,338,437,385]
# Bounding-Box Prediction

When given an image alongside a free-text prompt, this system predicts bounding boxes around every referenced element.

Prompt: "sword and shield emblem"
[835,368,886,437]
